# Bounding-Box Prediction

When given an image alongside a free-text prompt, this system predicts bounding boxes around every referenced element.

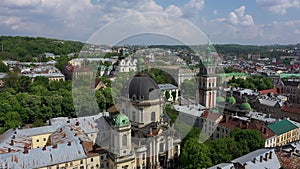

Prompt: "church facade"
[97,72,181,169]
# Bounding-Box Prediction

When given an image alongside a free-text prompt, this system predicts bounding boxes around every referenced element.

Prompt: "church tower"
[198,41,217,108]
[109,114,135,169]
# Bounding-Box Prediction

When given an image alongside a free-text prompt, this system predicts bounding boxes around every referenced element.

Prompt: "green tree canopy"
[181,138,212,169]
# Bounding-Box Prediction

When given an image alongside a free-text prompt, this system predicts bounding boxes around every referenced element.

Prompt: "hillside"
[0,36,84,61]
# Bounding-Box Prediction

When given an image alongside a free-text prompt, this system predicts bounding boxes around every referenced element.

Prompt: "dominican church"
[96,59,181,169]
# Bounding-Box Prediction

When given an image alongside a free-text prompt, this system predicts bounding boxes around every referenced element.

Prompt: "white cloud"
[184,0,205,10]
[234,5,246,17]
[183,0,205,17]
[216,5,254,27]
[241,14,254,26]
[228,12,239,25]
[165,5,183,16]
[256,0,300,14]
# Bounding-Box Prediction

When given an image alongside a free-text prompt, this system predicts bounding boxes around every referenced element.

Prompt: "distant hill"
[0,36,84,61]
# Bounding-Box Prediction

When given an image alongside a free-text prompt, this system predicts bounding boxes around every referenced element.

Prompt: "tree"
[165,104,177,124]
[181,138,212,169]
[207,137,240,164]
[230,129,265,154]
[165,91,170,101]
[171,90,177,102]
[3,111,22,129]
[0,60,8,72]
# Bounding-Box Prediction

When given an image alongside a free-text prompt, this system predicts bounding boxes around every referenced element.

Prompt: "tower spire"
[136,58,146,74]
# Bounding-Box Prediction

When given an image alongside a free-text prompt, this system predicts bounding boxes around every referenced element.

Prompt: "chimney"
[260,156,263,162]
[67,142,71,146]
[23,146,29,154]
[42,146,46,151]
[225,115,229,123]
[265,153,268,161]
[8,148,11,153]
[252,158,256,163]
[243,163,248,169]
[59,128,62,132]
[263,128,267,134]
[10,140,14,146]
[246,122,249,129]
[12,135,15,139]
[269,151,272,159]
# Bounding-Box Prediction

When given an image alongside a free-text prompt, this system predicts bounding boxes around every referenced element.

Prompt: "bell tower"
[198,41,217,108]
[110,114,132,157]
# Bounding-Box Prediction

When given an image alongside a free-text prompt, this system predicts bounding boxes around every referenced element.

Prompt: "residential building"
[267,119,299,147]
[210,141,300,169]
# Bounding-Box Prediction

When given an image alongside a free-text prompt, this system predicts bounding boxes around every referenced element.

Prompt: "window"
[91,158,93,162]
[36,139,39,142]
[43,138,46,141]
[151,112,156,121]
[132,111,136,121]
[101,156,103,160]
[159,143,164,152]
[122,135,127,146]
[80,160,83,165]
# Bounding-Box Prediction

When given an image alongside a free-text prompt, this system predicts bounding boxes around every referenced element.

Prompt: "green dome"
[115,114,130,127]
[226,96,236,103]
[216,96,225,104]
[240,102,252,110]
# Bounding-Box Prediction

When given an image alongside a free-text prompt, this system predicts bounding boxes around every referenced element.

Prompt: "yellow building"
[267,119,299,147]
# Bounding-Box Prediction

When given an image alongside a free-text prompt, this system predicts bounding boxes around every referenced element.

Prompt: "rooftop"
[267,119,298,135]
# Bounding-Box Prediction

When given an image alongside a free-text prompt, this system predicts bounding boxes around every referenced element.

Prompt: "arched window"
[122,134,127,146]
[151,112,156,121]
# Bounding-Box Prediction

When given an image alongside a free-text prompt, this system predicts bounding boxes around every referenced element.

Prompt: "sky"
[0,0,299,45]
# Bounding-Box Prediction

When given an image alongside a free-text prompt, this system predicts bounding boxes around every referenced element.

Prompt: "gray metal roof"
[232,149,281,169]
[173,104,205,117]
[208,163,234,169]
[0,141,86,169]
[158,84,178,90]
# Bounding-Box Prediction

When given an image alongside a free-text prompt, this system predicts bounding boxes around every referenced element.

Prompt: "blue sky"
[0,0,299,45]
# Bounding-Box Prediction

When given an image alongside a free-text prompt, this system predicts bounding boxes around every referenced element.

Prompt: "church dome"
[240,102,252,110]
[115,114,130,127]
[122,74,160,101]
[226,96,236,103]
[216,96,225,104]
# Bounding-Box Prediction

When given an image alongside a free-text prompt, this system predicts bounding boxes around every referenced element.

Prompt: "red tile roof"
[259,88,278,95]
[218,115,275,139]
[281,105,300,114]
[201,110,223,121]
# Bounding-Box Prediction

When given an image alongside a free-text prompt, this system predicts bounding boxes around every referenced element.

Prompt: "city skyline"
[0,0,299,45]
